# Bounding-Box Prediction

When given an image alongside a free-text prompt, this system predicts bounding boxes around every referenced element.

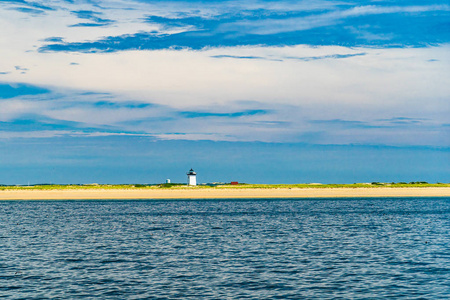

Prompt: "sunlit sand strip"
[0,187,449,200]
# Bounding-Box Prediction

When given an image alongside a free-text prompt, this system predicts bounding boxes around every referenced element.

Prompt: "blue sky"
[0,0,449,184]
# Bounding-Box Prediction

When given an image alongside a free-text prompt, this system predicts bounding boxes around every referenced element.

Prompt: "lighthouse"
[187,168,197,186]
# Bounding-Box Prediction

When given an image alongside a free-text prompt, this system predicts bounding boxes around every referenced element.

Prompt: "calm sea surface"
[1,198,449,299]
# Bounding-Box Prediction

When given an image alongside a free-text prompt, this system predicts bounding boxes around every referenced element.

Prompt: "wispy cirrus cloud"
[377,117,428,125]
[180,109,269,119]
[1,0,54,16]
[42,37,65,43]
[210,55,282,61]
[225,4,450,35]
[36,2,450,53]
[0,83,50,99]
[2,0,54,11]
[211,52,367,61]
[0,81,447,146]
[10,6,45,14]
[69,10,115,27]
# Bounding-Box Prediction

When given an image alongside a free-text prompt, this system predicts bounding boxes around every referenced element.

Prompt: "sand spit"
[1,187,449,200]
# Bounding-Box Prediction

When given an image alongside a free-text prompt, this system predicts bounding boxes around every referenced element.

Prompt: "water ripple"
[0,198,449,299]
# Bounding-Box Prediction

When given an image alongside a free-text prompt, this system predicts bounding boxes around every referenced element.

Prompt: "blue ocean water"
[0,198,449,299]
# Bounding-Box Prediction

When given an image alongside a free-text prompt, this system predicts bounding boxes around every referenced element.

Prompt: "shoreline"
[1,187,449,200]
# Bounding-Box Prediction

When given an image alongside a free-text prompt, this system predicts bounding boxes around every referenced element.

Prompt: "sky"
[0,0,449,184]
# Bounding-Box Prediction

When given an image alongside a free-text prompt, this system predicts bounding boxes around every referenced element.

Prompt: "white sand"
[1,187,449,200]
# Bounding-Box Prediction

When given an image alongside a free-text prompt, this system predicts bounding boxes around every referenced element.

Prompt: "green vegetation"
[213,182,449,189]
[0,182,448,191]
[158,183,187,188]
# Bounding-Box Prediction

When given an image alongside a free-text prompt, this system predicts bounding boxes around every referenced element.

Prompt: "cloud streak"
[0,82,447,147]
[180,109,269,118]
[227,5,450,35]
[37,3,450,53]
[0,83,50,99]
[69,10,115,27]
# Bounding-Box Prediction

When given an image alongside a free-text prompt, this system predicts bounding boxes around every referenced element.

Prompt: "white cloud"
[0,1,449,146]
[225,4,450,35]
[4,45,449,111]
[0,99,48,121]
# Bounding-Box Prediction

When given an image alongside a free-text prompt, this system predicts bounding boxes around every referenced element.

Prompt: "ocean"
[1,198,449,299]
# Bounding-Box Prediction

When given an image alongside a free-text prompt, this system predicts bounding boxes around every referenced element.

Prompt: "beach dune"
[1,187,449,200]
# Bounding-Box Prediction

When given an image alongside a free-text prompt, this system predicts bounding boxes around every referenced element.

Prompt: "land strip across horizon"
[0,184,449,200]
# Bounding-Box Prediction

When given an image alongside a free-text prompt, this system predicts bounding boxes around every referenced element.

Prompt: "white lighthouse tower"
[187,168,197,186]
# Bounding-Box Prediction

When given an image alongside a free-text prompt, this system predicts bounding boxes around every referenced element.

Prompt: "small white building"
[187,168,197,186]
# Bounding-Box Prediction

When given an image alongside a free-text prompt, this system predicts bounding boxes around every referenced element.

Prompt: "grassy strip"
[0,182,449,191]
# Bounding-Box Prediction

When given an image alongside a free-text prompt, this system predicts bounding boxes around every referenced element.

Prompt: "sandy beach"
[0,187,449,200]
